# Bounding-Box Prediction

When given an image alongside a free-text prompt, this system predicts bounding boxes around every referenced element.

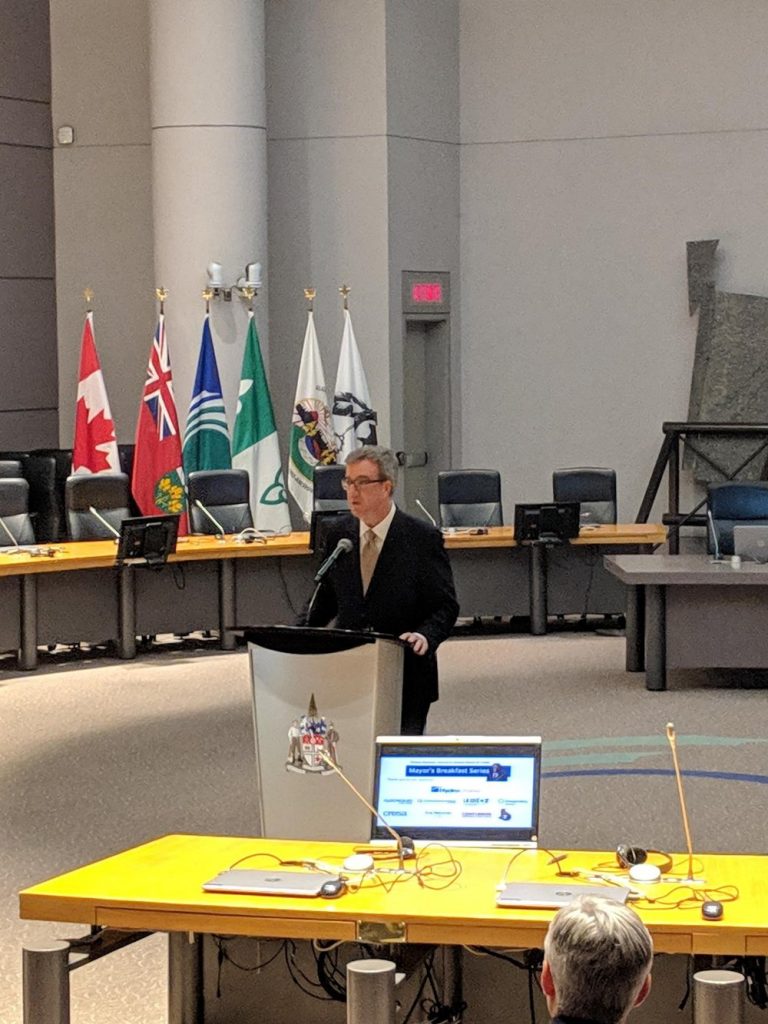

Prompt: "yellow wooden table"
[20,833,760,1023]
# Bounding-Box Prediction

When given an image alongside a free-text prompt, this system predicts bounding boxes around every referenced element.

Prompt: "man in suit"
[542,895,653,1024]
[303,445,458,734]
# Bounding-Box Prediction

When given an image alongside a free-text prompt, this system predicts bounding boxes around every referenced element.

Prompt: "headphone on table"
[616,844,673,882]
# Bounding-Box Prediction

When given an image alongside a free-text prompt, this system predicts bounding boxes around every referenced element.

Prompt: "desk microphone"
[317,749,415,872]
[666,722,703,883]
[0,514,23,554]
[194,499,226,541]
[88,506,120,541]
[415,499,437,527]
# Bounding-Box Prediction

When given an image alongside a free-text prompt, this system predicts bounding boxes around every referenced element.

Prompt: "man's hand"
[399,631,429,655]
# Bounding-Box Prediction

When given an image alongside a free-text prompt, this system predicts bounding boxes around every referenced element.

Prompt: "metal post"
[117,565,137,659]
[168,931,203,1024]
[23,940,70,1024]
[644,584,666,691]
[529,544,547,635]
[440,946,463,1019]
[624,584,645,672]
[19,574,38,670]
[347,958,396,1024]
[219,559,236,650]
[693,969,744,1024]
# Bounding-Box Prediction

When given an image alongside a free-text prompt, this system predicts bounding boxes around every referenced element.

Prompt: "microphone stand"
[194,499,226,541]
[88,505,120,541]
[317,750,413,873]
[666,722,704,883]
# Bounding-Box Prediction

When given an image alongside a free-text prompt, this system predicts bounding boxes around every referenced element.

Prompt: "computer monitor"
[309,508,349,553]
[115,514,179,567]
[371,735,542,847]
[514,502,580,543]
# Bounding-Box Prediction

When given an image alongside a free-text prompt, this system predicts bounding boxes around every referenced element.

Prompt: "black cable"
[211,936,284,999]
[401,950,436,1024]
[170,562,186,590]
[277,557,299,617]
[283,940,335,1001]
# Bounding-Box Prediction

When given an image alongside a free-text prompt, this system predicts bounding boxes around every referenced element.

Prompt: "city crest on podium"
[286,694,340,773]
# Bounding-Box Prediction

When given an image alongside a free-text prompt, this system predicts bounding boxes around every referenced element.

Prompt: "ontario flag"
[72,312,120,474]
[131,313,188,533]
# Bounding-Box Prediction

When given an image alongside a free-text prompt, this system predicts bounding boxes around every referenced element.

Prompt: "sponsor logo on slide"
[462,811,493,819]
[462,797,489,806]
[431,786,460,793]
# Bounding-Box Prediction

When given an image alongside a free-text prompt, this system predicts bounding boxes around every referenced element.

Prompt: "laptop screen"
[371,735,542,847]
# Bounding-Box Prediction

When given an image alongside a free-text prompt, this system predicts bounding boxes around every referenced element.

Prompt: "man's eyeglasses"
[341,477,387,492]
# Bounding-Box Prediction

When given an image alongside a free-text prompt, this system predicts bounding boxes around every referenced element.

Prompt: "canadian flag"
[72,312,120,474]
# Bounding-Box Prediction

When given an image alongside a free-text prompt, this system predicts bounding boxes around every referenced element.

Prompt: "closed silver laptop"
[733,525,768,563]
[202,868,331,897]
[496,881,630,909]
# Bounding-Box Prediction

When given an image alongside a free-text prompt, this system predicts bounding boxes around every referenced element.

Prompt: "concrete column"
[150,1,267,435]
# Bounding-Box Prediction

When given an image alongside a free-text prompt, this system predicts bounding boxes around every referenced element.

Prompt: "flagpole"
[202,288,213,317]
[83,288,94,314]
[155,286,168,316]
[304,287,316,312]
[339,283,350,310]
[240,285,256,314]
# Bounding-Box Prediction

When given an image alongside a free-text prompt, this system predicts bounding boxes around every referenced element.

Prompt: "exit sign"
[402,271,450,315]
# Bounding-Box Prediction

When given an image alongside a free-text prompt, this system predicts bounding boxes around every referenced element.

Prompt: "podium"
[242,626,404,841]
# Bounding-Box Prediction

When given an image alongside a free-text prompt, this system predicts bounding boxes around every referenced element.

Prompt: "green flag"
[232,314,290,532]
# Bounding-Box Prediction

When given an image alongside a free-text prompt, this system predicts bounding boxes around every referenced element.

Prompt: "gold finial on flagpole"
[202,288,213,316]
[241,285,256,313]
[155,287,168,315]
[83,288,94,312]
[304,287,316,312]
[339,284,351,310]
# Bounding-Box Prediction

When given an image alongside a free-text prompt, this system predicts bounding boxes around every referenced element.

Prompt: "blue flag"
[183,316,231,474]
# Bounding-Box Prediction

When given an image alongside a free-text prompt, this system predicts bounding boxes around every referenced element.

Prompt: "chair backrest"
[708,481,768,555]
[552,467,617,525]
[188,469,253,534]
[313,464,348,512]
[438,470,503,528]
[0,478,35,545]
[65,473,131,541]
[0,460,24,478]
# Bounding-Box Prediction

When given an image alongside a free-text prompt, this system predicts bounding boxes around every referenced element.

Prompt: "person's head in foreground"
[541,894,653,1024]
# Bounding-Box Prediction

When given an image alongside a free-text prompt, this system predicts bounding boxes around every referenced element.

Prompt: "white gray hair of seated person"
[543,895,653,1024]
[345,445,399,488]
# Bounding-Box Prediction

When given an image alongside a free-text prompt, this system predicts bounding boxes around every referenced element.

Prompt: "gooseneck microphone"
[194,498,226,540]
[666,722,702,883]
[313,537,353,584]
[415,499,437,527]
[88,506,120,541]
[706,508,722,562]
[0,514,22,553]
[317,750,414,873]
[306,537,354,622]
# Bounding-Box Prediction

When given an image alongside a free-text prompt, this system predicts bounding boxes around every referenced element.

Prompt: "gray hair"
[345,445,399,487]
[543,895,653,1024]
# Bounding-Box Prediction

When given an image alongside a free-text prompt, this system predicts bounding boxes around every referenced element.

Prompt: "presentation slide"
[376,753,537,831]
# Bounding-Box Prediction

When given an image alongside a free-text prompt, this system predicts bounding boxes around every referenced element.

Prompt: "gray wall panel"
[0,147,54,279]
[0,409,58,449]
[0,3,50,101]
[0,98,51,147]
[266,0,387,139]
[0,280,58,409]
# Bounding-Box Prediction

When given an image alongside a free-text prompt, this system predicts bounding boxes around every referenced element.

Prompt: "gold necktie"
[360,529,379,594]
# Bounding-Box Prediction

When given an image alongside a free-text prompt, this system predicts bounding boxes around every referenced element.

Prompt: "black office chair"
[707,481,768,556]
[188,469,253,534]
[437,470,503,528]
[0,478,35,545]
[312,464,347,512]
[32,448,73,540]
[553,467,617,525]
[65,473,131,541]
[0,460,24,479]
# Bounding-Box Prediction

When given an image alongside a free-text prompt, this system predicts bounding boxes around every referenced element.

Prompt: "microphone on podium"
[88,506,120,541]
[666,722,703,883]
[415,499,437,527]
[316,749,415,873]
[314,537,353,583]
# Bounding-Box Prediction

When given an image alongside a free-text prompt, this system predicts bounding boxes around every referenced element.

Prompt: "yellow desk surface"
[19,834,765,955]
[0,524,666,577]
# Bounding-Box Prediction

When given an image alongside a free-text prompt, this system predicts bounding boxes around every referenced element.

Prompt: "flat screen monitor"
[514,502,580,543]
[371,735,541,847]
[115,514,179,567]
[309,508,349,554]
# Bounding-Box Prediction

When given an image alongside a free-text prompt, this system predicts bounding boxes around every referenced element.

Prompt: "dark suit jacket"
[303,509,459,715]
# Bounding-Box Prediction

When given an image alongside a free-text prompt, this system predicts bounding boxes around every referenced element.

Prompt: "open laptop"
[371,736,542,848]
[733,525,768,564]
